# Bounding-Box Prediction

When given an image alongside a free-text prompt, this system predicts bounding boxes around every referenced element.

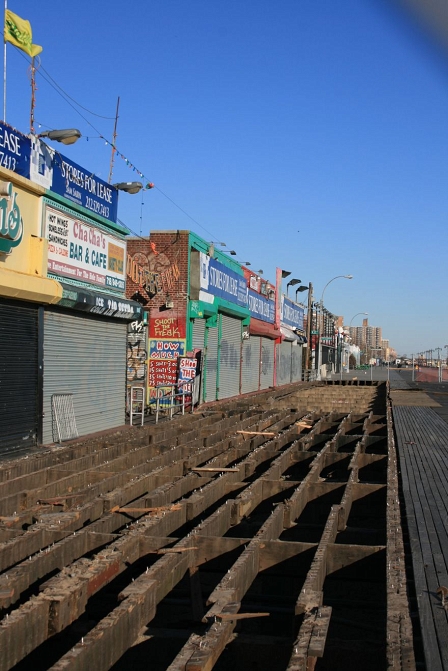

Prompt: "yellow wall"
[0,167,62,303]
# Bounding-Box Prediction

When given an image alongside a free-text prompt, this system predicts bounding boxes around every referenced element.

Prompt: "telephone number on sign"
[106,276,125,290]
[0,152,16,171]
[85,196,110,219]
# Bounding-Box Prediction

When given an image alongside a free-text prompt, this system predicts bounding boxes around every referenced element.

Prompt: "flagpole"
[3,0,7,121]
[29,56,36,133]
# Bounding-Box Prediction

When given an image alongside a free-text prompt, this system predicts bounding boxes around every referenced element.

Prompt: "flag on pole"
[4,9,42,57]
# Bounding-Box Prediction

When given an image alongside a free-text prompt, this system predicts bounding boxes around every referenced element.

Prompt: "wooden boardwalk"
[393,403,448,671]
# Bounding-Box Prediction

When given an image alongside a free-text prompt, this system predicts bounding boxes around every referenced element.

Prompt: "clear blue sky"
[4,0,448,357]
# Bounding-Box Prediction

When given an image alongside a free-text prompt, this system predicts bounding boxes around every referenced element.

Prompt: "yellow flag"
[4,9,42,57]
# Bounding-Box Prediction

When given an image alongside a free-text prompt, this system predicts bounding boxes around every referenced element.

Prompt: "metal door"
[276,341,292,386]
[204,324,218,403]
[0,301,39,453]
[192,318,206,350]
[43,311,127,443]
[241,336,261,394]
[260,338,275,389]
[218,315,241,399]
[291,345,303,382]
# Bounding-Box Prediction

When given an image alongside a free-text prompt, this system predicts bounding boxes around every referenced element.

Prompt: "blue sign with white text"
[0,122,31,177]
[248,289,275,323]
[281,296,304,331]
[199,253,248,308]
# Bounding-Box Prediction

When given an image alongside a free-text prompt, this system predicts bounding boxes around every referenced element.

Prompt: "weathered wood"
[236,431,276,436]
[216,611,269,621]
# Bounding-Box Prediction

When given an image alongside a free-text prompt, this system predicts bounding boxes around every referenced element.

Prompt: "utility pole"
[305,282,313,372]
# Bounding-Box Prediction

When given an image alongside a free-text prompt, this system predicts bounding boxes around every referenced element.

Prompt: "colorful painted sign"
[149,359,178,388]
[44,205,126,292]
[247,289,275,323]
[149,339,186,360]
[150,316,186,339]
[281,295,304,331]
[199,252,247,307]
[177,356,198,393]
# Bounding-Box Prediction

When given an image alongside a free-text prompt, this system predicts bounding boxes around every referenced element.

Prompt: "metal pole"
[317,275,352,381]
[412,354,414,382]
[3,0,7,122]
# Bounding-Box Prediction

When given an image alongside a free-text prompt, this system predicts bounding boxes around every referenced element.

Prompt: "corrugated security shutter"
[276,341,292,386]
[260,338,275,390]
[218,315,242,400]
[42,311,127,444]
[192,319,206,350]
[291,345,303,382]
[204,325,218,403]
[0,301,38,453]
[241,336,261,394]
[191,318,206,404]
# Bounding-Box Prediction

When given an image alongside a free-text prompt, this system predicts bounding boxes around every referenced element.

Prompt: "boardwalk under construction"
[0,381,426,670]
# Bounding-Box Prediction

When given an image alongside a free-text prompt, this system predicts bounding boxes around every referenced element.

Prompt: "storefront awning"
[58,282,143,321]
[249,318,281,339]
[280,325,307,344]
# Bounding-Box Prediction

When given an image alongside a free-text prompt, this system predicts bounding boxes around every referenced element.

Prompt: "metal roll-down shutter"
[218,315,241,400]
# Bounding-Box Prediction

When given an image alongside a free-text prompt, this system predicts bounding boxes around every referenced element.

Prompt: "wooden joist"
[236,430,276,436]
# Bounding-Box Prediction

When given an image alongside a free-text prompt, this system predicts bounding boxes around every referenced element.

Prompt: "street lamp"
[38,128,81,145]
[286,278,301,297]
[317,275,353,380]
[113,181,143,194]
[295,285,309,301]
[349,312,368,328]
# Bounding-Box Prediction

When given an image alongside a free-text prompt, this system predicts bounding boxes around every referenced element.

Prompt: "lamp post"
[349,312,368,328]
[317,275,353,380]
[286,278,301,297]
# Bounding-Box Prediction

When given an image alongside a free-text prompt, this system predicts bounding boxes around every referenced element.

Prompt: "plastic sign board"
[281,295,304,331]
[199,252,247,307]
[0,122,31,177]
[44,205,126,292]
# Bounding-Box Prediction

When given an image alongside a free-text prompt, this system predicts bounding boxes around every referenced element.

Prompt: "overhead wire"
[11,42,233,248]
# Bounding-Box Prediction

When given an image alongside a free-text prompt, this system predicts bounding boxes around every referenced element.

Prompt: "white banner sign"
[44,205,126,291]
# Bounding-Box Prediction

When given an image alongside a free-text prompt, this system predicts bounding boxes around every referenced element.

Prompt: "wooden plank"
[191,467,239,473]
[308,606,332,657]
[216,612,269,621]
[236,431,276,436]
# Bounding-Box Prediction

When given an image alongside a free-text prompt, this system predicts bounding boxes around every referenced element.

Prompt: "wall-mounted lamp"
[113,181,143,195]
[38,128,81,145]
[229,250,237,255]
[281,270,291,279]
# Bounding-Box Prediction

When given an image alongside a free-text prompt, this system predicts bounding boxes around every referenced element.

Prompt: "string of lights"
[14,42,244,255]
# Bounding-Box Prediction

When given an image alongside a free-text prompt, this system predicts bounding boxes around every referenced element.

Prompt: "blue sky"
[4,0,448,357]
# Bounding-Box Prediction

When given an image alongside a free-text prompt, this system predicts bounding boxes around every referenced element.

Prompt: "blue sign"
[281,296,304,331]
[0,123,119,223]
[200,253,248,308]
[30,139,118,223]
[248,289,274,323]
[0,122,31,177]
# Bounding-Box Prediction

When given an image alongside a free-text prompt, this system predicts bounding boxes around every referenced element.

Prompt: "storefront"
[0,154,62,453]
[40,194,142,443]
[276,295,306,385]
[189,239,250,403]
[242,271,280,393]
